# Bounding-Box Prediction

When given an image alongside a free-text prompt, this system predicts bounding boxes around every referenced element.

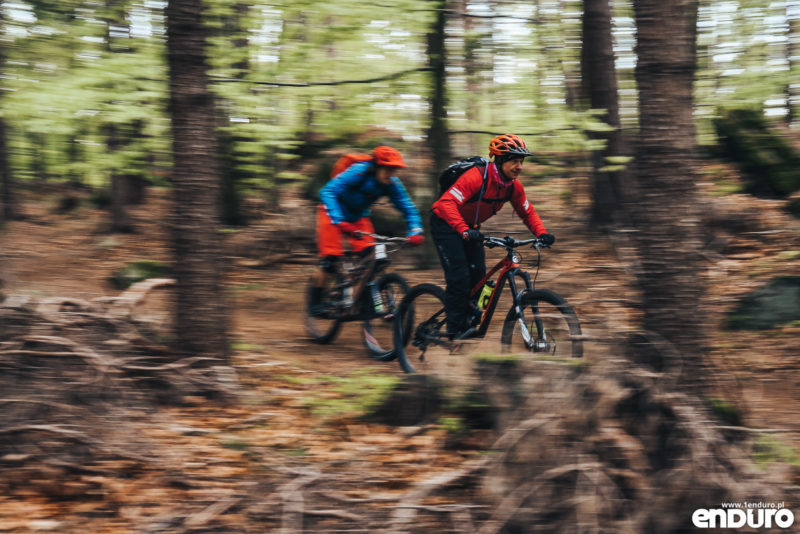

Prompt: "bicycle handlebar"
[354,232,547,248]
[353,231,410,244]
[483,235,550,250]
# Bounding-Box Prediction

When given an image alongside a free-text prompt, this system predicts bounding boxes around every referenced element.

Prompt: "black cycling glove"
[538,233,556,245]
[462,229,484,242]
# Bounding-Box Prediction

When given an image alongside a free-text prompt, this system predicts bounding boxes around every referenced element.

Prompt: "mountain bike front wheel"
[501,289,583,359]
[394,283,462,375]
[304,276,343,344]
[362,273,409,361]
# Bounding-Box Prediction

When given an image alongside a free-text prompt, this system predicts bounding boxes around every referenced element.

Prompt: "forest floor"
[1,169,799,532]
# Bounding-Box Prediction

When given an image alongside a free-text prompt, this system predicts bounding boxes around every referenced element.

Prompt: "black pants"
[430,213,485,333]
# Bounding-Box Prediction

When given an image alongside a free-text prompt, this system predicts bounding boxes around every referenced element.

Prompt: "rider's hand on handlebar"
[462,229,484,242]
[538,233,556,246]
[406,234,424,246]
[337,222,361,238]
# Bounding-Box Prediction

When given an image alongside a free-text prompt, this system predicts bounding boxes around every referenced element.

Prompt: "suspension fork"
[504,268,532,322]
[500,268,537,348]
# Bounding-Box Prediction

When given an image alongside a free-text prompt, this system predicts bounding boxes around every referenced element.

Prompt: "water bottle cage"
[477,282,494,310]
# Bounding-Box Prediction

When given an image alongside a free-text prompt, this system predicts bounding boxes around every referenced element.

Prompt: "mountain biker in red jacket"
[431,134,555,338]
[310,146,424,316]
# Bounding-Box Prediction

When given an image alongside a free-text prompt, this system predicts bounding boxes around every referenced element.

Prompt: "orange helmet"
[372,146,407,168]
[489,134,532,158]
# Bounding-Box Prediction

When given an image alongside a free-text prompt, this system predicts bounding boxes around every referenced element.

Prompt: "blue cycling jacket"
[320,161,423,236]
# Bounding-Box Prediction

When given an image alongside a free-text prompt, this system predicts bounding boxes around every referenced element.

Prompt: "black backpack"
[438,156,488,195]
[438,156,514,207]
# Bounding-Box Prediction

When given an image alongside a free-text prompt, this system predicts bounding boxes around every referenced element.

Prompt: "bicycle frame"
[337,237,404,320]
[468,247,533,338]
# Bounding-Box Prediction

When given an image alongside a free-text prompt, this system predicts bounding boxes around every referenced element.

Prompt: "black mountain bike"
[393,235,583,374]
[305,233,410,360]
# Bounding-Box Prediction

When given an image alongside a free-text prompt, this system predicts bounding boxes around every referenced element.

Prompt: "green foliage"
[3,1,170,187]
[599,155,633,173]
[705,396,744,426]
[786,199,800,220]
[303,369,401,421]
[712,107,800,198]
[752,434,800,469]
[221,439,251,451]
[472,352,523,364]
[438,416,468,438]
[109,260,171,290]
[1,0,798,213]
[726,276,800,330]
[473,351,589,370]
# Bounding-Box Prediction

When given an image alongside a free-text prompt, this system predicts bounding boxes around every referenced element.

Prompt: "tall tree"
[458,0,480,155]
[0,8,13,222]
[214,1,251,226]
[631,0,706,386]
[427,0,452,188]
[0,118,13,223]
[581,0,627,225]
[787,0,799,125]
[104,0,133,233]
[165,0,230,361]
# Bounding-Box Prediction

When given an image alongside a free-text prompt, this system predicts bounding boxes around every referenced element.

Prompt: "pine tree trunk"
[459,0,479,155]
[0,117,15,222]
[105,123,133,233]
[427,0,452,190]
[0,22,15,223]
[582,0,627,226]
[166,0,230,361]
[787,3,798,125]
[632,0,706,387]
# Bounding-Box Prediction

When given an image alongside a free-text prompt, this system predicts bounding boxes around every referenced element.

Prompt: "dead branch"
[271,471,326,534]
[304,509,364,521]
[385,460,489,534]
[478,463,605,534]
[716,425,800,434]
[34,297,94,322]
[0,424,96,444]
[183,495,243,528]
[451,508,476,534]
[315,490,396,504]
[108,277,175,318]
[281,489,304,534]
[214,67,432,88]
[0,398,78,411]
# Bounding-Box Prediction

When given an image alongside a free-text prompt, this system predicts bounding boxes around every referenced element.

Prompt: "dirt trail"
[1,181,799,531]
[2,183,798,410]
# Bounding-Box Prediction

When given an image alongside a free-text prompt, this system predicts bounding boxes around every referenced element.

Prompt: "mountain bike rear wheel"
[362,273,409,361]
[501,289,583,359]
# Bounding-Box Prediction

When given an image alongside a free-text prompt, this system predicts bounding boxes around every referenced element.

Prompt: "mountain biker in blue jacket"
[310,146,424,316]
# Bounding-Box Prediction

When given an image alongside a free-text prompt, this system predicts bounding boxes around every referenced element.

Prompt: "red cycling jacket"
[432,162,547,236]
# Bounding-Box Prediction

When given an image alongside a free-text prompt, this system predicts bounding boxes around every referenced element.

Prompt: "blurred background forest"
[0,0,797,211]
[1,0,800,532]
